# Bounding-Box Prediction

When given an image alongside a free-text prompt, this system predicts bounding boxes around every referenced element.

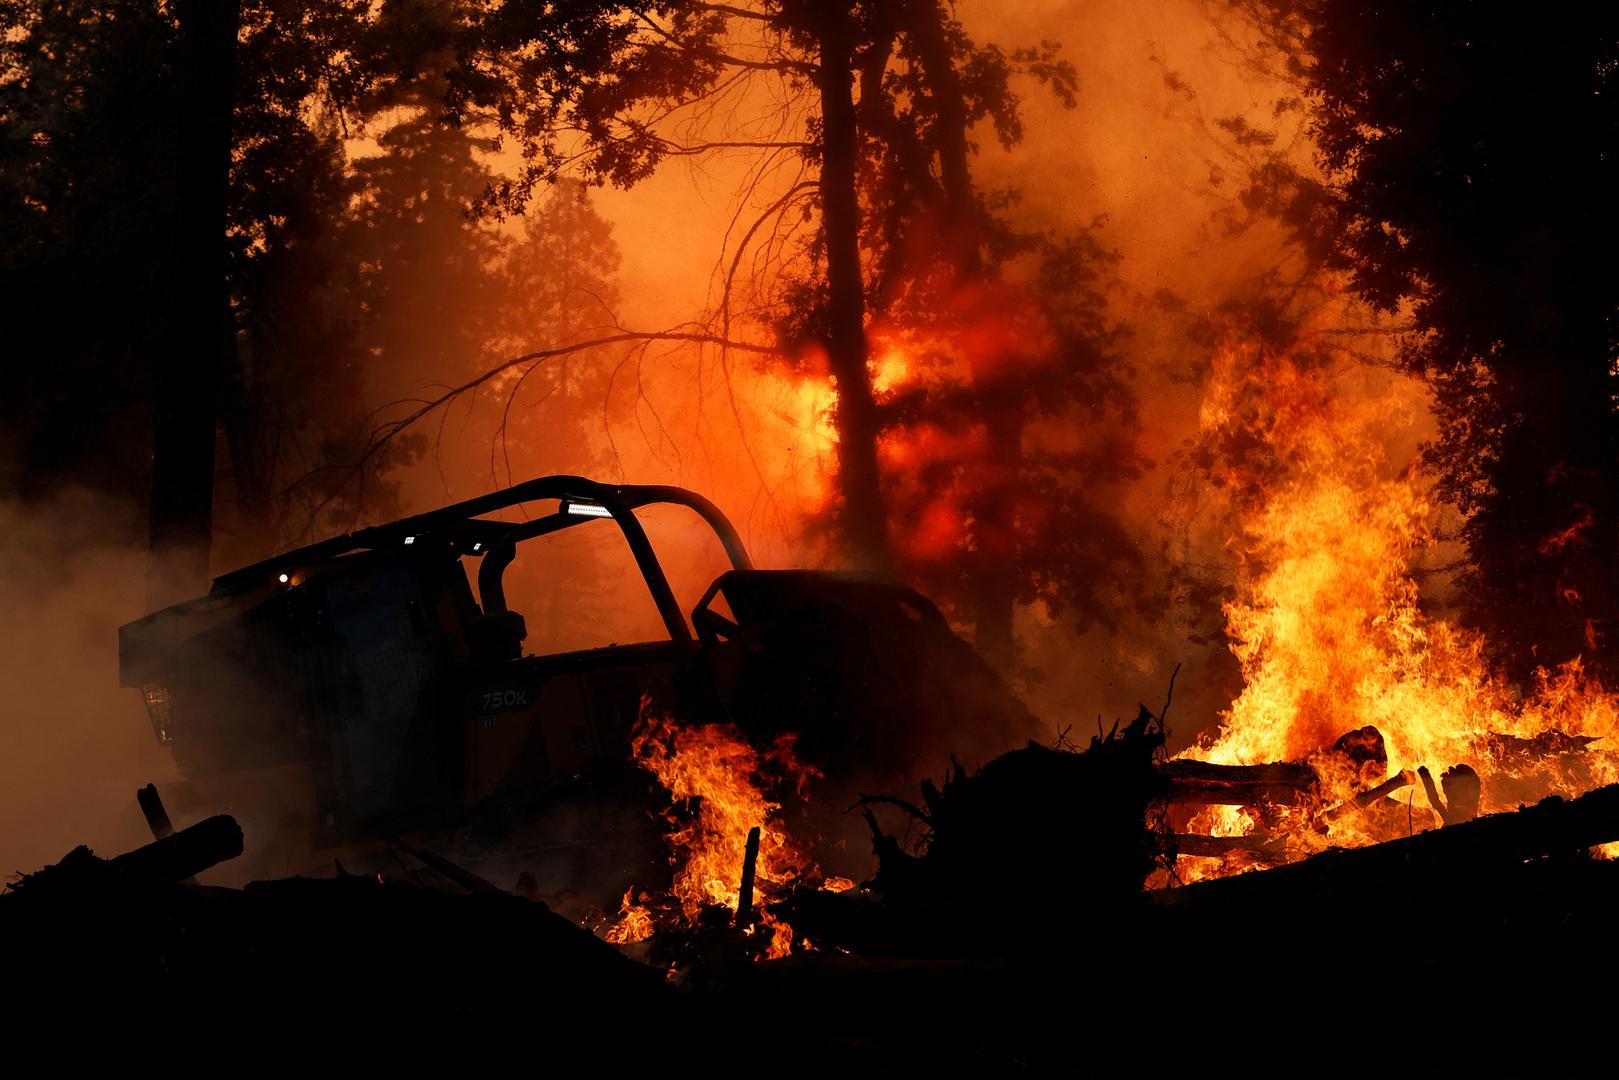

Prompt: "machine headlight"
[140,682,174,745]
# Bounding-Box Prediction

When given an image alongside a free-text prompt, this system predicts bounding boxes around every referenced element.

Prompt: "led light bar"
[564,501,613,518]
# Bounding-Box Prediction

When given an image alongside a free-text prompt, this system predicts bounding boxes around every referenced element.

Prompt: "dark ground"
[6,722,1617,1071]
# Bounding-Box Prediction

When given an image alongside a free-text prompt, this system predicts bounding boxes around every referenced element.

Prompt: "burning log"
[1485,730,1601,762]
[787,707,1168,953]
[1170,833,1293,865]
[1169,728,1430,866]
[135,782,198,885]
[1418,764,1480,825]
[1157,759,1318,805]
[1163,782,1619,913]
[1322,769,1416,821]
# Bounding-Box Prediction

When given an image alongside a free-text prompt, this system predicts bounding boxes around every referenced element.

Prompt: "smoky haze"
[0,0,1448,878]
[0,494,179,877]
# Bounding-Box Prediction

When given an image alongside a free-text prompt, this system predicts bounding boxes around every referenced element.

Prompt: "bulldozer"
[118,475,1034,888]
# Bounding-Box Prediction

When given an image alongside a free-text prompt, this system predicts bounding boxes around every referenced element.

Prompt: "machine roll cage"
[211,475,754,645]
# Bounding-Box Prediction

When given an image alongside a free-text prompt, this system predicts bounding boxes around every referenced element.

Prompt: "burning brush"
[1165,319,1619,880]
[601,703,849,959]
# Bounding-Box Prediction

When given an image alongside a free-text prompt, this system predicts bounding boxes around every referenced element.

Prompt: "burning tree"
[1165,295,1619,878]
[443,1,1145,676]
[1235,0,1619,684]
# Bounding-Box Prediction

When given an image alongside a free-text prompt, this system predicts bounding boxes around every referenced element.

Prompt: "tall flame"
[629,710,816,918]
[1182,315,1619,867]
[604,704,820,955]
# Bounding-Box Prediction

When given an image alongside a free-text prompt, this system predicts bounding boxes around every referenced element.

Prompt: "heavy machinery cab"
[120,475,1036,847]
[122,478,753,836]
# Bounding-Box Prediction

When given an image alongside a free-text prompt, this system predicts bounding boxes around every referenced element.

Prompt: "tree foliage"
[450,1,1142,666]
[0,0,390,553]
[1243,1,1619,678]
[0,0,635,565]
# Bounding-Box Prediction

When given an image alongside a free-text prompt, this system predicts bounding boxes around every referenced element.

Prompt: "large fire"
[603,703,823,955]
[1178,310,1619,875]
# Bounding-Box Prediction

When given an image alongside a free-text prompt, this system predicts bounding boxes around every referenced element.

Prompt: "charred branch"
[1170,833,1295,865]
[1164,782,1619,914]
[1322,769,1416,821]
[736,825,761,928]
[135,783,177,841]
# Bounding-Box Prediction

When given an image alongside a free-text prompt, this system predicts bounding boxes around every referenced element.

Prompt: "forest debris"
[787,706,1167,953]
[1163,781,1619,914]
[1418,764,1481,825]
[1323,769,1416,821]
[1170,833,1293,864]
[3,840,673,1030]
[1158,759,1317,804]
[397,839,502,895]
[110,813,242,883]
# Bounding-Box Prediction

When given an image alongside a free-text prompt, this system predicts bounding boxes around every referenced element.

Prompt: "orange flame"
[603,703,820,956]
[756,908,794,961]
[604,889,655,945]
[1179,320,1619,875]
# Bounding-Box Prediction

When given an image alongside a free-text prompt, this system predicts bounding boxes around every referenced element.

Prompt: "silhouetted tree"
[1242,1,1619,680]
[449,1,1081,582]
[842,0,1138,670]
[489,181,625,486]
[0,0,390,584]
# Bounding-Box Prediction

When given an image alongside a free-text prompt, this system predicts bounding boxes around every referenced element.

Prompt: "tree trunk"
[812,7,893,576]
[147,0,239,607]
[964,399,1023,671]
[907,0,979,276]
[909,0,1020,669]
[219,353,276,565]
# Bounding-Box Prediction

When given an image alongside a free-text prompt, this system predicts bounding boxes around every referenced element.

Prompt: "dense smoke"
[376,0,1368,745]
[0,0,1467,876]
[0,494,176,877]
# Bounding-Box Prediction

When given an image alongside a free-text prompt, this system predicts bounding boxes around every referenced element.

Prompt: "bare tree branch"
[292,328,781,538]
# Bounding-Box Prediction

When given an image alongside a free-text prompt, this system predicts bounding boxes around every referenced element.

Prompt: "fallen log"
[1160,782,1619,913]
[397,839,501,895]
[1322,769,1416,821]
[1171,833,1295,865]
[1158,759,1317,805]
[109,814,242,882]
